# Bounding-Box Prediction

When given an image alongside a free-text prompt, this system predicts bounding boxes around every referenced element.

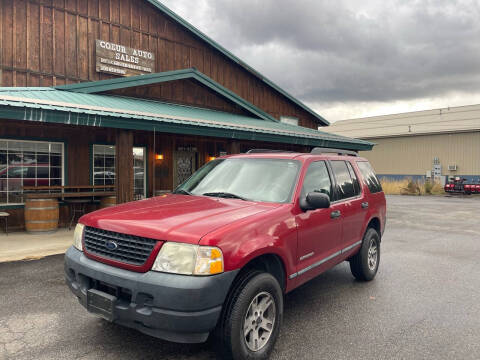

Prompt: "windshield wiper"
[202,192,249,201]
[173,189,192,195]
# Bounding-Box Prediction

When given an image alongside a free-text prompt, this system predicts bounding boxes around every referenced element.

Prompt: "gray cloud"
[160,0,480,118]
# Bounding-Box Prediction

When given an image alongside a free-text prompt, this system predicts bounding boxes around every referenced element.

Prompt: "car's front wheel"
[216,271,283,360]
[350,227,381,281]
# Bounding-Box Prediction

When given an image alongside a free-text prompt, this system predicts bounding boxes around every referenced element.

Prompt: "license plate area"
[87,288,117,322]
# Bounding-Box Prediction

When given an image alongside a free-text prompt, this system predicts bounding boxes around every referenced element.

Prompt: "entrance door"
[295,161,343,284]
[329,160,367,250]
[173,150,197,187]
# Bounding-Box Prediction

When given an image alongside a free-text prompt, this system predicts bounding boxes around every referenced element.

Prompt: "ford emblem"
[105,240,118,251]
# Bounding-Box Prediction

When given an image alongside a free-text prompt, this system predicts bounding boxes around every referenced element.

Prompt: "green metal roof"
[0,88,371,150]
[55,68,279,123]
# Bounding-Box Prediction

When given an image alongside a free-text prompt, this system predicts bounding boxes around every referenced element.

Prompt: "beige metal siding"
[359,132,480,176]
[323,104,480,138]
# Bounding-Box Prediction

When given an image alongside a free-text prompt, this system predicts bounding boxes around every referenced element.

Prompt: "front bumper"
[64,246,238,343]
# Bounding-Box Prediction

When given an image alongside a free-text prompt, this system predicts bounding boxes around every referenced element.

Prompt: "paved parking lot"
[1,195,479,360]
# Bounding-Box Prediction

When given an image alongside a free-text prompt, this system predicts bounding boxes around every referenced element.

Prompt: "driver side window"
[301,161,333,200]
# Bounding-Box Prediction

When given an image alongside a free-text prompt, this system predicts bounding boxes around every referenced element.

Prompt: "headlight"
[152,242,224,276]
[73,223,85,251]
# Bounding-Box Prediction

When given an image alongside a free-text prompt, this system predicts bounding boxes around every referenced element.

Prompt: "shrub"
[402,179,422,195]
[380,178,445,196]
[424,181,434,194]
[380,179,409,195]
[430,182,445,195]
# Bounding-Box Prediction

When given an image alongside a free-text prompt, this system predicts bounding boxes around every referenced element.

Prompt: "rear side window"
[357,161,383,193]
[301,161,333,200]
[346,161,361,195]
[330,161,359,200]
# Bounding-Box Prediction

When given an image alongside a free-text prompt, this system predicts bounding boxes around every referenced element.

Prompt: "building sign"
[95,40,155,76]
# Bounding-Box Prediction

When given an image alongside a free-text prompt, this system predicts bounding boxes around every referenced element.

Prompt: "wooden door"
[173,151,197,188]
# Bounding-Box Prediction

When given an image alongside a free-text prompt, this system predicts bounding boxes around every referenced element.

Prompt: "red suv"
[65,148,386,360]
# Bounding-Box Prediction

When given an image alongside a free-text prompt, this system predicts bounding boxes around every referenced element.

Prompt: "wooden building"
[0,0,372,230]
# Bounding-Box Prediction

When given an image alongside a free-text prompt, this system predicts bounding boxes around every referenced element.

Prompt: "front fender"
[200,206,298,291]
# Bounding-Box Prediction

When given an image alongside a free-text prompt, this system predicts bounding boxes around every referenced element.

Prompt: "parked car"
[0,164,51,191]
[65,148,386,360]
[444,176,480,194]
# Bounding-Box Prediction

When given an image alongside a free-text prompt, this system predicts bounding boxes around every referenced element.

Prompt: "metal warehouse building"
[323,105,480,184]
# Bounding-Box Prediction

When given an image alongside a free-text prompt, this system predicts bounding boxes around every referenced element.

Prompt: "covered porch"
[0,73,372,231]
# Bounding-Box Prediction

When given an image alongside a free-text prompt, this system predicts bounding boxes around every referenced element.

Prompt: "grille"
[84,226,157,266]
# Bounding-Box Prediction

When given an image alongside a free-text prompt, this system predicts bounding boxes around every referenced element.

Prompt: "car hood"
[80,194,282,244]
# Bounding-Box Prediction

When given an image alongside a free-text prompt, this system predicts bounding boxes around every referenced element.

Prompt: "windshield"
[175,158,300,203]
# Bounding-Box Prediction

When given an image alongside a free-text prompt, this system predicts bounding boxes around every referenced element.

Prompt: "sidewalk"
[0,229,73,262]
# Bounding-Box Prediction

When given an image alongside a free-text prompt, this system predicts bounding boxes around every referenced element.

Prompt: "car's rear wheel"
[216,271,283,360]
[350,227,380,281]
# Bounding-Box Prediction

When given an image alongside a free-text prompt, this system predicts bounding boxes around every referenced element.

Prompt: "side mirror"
[300,192,330,211]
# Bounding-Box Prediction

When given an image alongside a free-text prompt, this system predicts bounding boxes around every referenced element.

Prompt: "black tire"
[350,227,381,281]
[216,271,283,360]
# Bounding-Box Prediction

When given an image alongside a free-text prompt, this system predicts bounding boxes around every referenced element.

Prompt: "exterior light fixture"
[156,154,164,160]
[208,156,216,161]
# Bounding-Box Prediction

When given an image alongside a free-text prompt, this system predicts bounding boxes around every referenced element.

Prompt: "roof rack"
[246,149,295,154]
[310,147,358,156]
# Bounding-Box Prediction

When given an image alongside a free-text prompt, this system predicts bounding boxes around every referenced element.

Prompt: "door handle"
[330,210,341,219]
[361,202,369,209]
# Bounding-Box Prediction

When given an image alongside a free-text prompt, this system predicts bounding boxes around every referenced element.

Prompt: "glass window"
[133,147,146,200]
[346,161,361,196]
[357,161,383,193]
[176,158,300,203]
[330,160,357,200]
[92,145,146,199]
[93,145,116,187]
[301,161,333,200]
[0,139,64,204]
[280,116,299,126]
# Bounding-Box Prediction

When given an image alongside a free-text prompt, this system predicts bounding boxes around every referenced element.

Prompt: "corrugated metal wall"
[359,131,480,176]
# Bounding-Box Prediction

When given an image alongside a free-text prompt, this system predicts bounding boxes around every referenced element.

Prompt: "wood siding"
[0,0,320,129]
[108,79,250,115]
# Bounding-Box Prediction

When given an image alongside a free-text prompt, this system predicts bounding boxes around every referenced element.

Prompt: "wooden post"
[115,129,134,204]
[227,140,241,154]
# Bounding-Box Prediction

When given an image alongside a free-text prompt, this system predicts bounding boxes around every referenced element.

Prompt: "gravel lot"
[1,195,479,360]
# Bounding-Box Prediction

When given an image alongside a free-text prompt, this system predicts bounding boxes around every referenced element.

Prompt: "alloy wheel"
[243,291,276,352]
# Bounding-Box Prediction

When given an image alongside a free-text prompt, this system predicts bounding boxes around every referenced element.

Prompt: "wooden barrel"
[100,196,116,208]
[25,198,59,233]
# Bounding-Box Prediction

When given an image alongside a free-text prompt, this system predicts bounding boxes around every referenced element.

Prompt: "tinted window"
[301,161,333,200]
[357,161,383,193]
[330,161,356,200]
[346,162,361,196]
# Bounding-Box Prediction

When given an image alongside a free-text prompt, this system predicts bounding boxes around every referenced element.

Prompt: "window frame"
[346,161,361,197]
[0,138,65,206]
[300,160,335,201]
[133,146,147,200]
[91,143,148,199]
[91,144,116,188]
[356,160,383,194]
[279,116,299,126]
[327,160,363,202]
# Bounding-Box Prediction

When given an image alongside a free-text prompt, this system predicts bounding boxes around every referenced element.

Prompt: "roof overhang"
[55,68,280,123]
[0,88,372,151]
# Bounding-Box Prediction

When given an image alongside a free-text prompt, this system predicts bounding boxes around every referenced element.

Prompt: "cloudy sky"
[160,0,480,122]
